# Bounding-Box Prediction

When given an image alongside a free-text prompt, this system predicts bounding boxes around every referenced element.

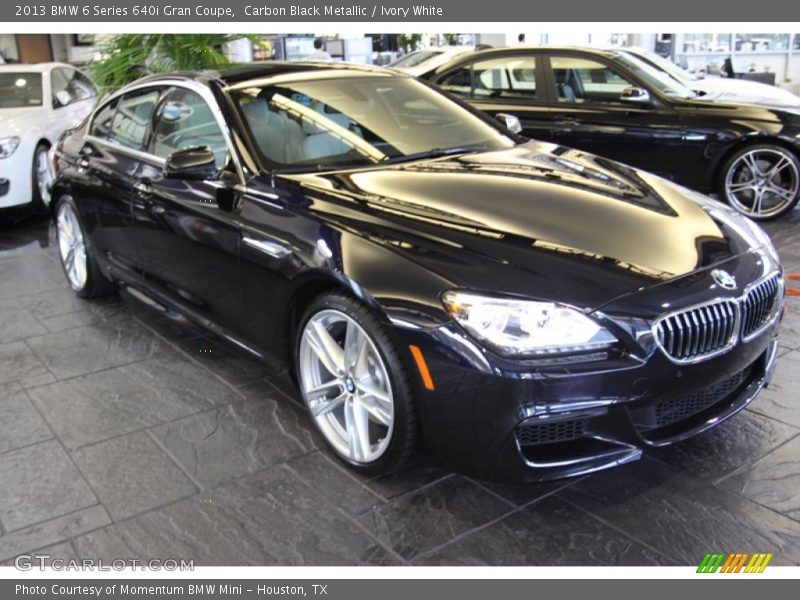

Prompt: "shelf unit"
[674,33,797,84]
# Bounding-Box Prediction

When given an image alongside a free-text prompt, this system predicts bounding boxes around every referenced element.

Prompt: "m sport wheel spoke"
[298,309,395,464]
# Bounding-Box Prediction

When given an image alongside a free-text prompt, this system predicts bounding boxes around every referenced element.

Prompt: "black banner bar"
[3,0,800,22]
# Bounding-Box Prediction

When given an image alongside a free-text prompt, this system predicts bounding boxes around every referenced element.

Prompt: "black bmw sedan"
[51,63,783,482]
[420,46,800,221]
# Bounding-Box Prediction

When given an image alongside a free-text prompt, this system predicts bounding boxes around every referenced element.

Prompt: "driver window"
[150,88,228,168]
[550,56,636,104]
[51,68,95,108]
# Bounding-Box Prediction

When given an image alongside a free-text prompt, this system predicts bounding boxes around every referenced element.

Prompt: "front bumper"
[396,313,781,483]
[0,149,34,209]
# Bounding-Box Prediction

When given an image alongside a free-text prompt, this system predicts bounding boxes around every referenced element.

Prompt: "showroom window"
[109,87,162,150]
[51,67,96,108]
[149,88,228,168]
[549,56,636,104]
[439,56,538,100]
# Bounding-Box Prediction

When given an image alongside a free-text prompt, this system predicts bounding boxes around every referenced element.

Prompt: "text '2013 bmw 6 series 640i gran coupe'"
[50,63,784,482]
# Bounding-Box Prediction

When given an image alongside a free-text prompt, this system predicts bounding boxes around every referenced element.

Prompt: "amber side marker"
[787,273,800,297]
[409,345,435,391]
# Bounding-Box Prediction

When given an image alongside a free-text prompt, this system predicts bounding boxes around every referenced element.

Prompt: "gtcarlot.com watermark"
[13,554,194,571]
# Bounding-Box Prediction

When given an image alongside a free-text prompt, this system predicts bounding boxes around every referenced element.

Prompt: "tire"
[31,143,53,213]
[719,143,800,221]
[54,195,117,299]
[295,291,419,477]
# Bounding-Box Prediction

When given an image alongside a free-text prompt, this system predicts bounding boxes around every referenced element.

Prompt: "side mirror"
[55,90,72,108]
[620,86,651,105]
[163,147,218,181]
[495,112,523,134]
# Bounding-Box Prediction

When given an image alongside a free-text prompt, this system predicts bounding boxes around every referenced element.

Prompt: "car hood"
[691,77,800,107]
[0,106,46,133]
[292,142,768,309]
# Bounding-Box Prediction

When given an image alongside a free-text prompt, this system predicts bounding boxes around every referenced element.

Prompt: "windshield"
[0,72,43,108]
[630,49,699,83]
[388,50,442,69]
[230,75,515,171]
[614,53,697,99]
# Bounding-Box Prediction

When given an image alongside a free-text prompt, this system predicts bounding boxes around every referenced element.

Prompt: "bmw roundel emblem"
[711,269,737,290]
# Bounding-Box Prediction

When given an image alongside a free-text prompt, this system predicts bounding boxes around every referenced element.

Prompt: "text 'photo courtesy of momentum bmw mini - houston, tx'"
[48,61,785,482]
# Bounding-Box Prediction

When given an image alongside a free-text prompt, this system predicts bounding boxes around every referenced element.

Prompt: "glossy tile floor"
[1,212,800,566]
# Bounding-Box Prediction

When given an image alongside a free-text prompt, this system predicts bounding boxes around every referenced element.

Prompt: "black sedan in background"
[51,63,783,482]
[421,46,800,220]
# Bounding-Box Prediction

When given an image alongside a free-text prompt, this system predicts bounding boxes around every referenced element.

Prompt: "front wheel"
[295,291,419,476]
[55,196,117,298]
[720,144,800,220]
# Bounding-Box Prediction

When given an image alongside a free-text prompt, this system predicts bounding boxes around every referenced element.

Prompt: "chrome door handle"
[133,181,152,195]
[242,235,290,258]
[554,118,581,127]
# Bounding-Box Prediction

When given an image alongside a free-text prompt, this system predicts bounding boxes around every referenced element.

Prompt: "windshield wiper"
[381,143,488,164]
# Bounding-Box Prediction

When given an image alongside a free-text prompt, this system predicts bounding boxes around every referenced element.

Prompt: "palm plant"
[87,34,250,96]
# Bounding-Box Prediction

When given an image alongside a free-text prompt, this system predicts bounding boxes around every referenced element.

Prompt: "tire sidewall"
[294,292,416,477]
[31,144,50,213]
[720,143,800,220]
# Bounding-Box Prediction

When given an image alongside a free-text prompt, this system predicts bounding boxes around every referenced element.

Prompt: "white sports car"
[0,62,96,211]
[620,47,800,107]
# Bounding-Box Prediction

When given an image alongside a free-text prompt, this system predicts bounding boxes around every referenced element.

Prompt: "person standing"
[309,39,332,61]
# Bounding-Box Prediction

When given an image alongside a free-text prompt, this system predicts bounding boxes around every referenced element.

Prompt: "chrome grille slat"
[655,299,738,363]
[741,274,781,341]
[655,272,781,364]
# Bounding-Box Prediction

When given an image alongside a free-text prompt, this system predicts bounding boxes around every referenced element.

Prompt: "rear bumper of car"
[395,311,781,483]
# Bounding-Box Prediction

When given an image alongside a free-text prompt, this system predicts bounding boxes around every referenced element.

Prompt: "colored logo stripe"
[697,553,773,573]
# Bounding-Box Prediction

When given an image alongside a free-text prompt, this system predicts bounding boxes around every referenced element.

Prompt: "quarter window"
[549,56,636,104]
[438,56,538,100]
[149,88,228,168]
[110,88,161,150]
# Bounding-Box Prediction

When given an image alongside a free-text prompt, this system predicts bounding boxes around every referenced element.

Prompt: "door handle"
[133,180,152,196]
[554,118,582,128]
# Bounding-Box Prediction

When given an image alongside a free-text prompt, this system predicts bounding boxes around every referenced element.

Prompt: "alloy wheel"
[725,148,799,218]
[35,148,53,206]
[56,202,88,291]
[298,309,395,464]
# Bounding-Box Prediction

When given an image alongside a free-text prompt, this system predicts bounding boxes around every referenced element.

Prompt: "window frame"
[86,80,245,185]
[542,50,670,108]
[432,52,551,106]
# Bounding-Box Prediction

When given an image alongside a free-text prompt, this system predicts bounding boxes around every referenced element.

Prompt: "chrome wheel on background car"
[34,146,53,208]
[56,202,88,291]
[298,308,395,464]
[723,145,800,220]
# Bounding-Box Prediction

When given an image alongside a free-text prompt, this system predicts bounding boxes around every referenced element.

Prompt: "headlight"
[442,291,617,357]
[0,136,20,159]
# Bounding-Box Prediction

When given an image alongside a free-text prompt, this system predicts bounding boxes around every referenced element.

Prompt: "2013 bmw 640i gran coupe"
[50,63,784,482]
